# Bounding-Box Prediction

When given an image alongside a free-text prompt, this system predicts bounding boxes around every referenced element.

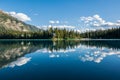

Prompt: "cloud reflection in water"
[5,57,31,68]
[35,44,120,63]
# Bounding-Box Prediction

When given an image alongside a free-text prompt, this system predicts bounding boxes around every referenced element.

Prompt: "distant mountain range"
[0,10,38,32]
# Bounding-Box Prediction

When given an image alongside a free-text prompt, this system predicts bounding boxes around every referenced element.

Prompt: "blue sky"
[0,0,120,31]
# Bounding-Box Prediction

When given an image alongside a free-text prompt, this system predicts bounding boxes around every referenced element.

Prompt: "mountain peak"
[0,10,38,32]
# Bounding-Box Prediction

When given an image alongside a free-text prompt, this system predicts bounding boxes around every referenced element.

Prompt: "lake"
[0,40,120,80]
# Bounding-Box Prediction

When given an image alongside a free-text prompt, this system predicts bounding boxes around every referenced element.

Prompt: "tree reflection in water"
[0,40,119,68]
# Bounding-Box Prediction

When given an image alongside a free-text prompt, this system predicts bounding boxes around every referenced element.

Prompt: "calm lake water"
[0,40,120,80]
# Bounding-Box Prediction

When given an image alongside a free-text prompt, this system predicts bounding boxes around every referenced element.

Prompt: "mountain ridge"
[0,10,39,32]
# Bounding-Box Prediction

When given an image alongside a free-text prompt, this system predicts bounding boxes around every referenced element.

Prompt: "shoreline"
[0,39,119,41]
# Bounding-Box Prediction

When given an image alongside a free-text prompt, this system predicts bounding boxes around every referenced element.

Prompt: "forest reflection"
[0,40,119,68]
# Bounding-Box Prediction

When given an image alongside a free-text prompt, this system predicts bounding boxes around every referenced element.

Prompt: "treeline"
[0,27,81,39]
[0,26,120,39]
[81,27,120,39]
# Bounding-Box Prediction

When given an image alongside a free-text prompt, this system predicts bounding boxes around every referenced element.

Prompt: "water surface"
[0,40,120,80]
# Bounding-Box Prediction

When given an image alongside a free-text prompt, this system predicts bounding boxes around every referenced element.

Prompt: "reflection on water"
[0,40,120,68]
[0,40,120,80]
[5,57,31,68]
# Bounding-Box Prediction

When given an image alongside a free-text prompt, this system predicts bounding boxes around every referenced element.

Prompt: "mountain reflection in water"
[0,40,120,80]
[0,40,120,69]
[0,41,120,68]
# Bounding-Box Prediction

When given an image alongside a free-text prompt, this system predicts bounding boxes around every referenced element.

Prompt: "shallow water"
[0,40,120,80]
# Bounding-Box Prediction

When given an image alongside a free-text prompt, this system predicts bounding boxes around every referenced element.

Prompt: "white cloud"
[52,25,75,29]
[56,20,60,24]
[49,20,60,24]
[117,20,120,23]
[39,25,75,30]
[49,20,69,24]
[7,11,31,22]
[6,57,31,68]
[80,14,120,28]
[49,20,55,24]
